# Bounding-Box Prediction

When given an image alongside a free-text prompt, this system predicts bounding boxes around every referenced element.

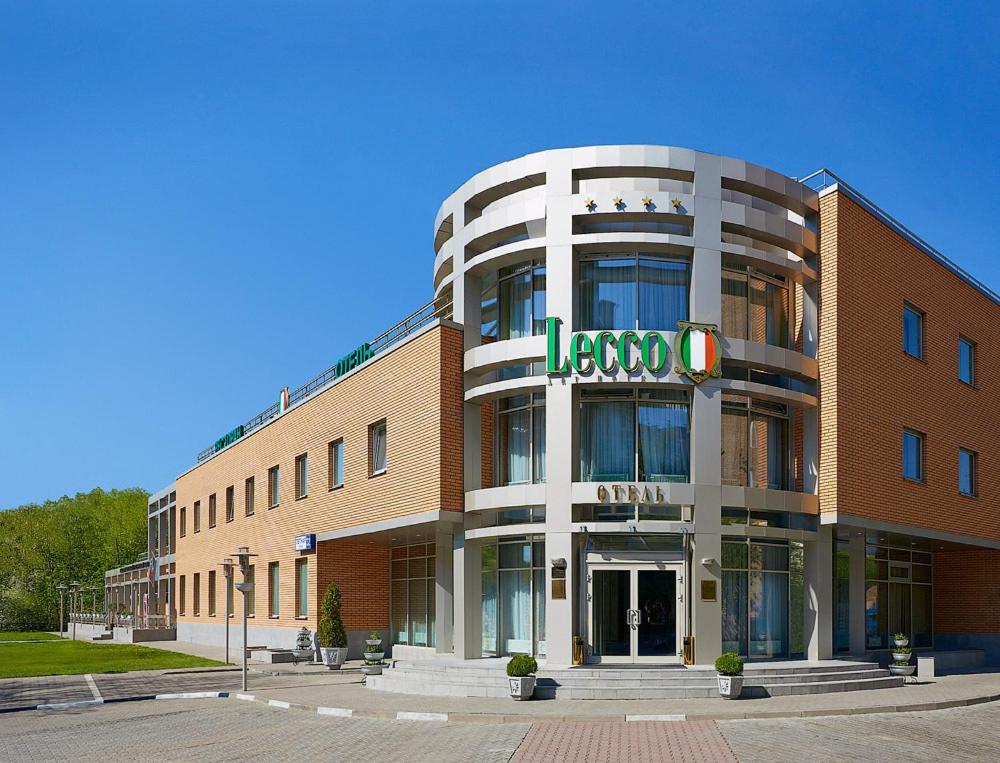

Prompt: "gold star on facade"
[612,195,623,208]
[585,198,596,211]
[671,198,683,209]
[642,195,653,208]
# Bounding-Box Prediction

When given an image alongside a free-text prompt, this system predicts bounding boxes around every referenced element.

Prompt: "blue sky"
[1,2,997,508]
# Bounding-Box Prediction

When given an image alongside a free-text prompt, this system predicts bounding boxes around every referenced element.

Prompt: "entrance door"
[588,565,684,663]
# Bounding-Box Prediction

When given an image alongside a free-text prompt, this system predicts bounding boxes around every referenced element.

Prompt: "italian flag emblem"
[674,322,722,384]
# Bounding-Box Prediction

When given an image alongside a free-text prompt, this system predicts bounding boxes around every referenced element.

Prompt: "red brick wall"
[316,539,390,631]
[934,549,1000,633]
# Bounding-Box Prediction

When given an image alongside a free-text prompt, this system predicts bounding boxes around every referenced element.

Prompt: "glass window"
[496,394,545,486]
[390,543,436,647]
[246,565,255,616]
[833,541,851,653]
[268,465,280,507]
[226,573,234,617]
[295,559,308,617]
[579,255,690,331]
[722,265,789,347]
[903,430,924,482]
[194,501,201,532]
[295,453,308,499]
[226,486,234,522]
[245,477,254,516]
[179,575,186,615]
[481,537,545,657]
[370,420,387,474]
[208,494,216,528]
[865,541,933,649]
[180,507,186,537]
[903,304,923,359]
[329,439,344,488]
[208,570,216,616]
[193,573,200,615]
[481,262,546,340]
[958,337,975,385]
[959,448,977,496]
[722,396,789,489]
[722,540,795,657]
[268,562,279,618]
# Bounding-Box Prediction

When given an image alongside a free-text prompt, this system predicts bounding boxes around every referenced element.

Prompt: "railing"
[797,168,1000,306]
[196,297,453,463]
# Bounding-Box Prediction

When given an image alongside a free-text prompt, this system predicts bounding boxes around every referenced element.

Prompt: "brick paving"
[511,720,736,763]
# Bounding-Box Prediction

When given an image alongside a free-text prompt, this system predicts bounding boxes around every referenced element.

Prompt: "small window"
[295,558,308,618]
[268,466,280,508]
[226,485,235,522]
[180,507,187,537]
[208,570,217,616]
[959,337,976,386]
[194,501,201,533]
[226,574,234,617]
[246,565,255,616]
[208,493,217,528]
[959,448,977,496]
[370,419,387,475]
[268,562,280,618]
[179,575,186,615]
[193,572,201,615]
[245,477,255,516]
[903,304,924,359]
[295,453,308,499]
[903,429,924,482]
[329,439,344,489]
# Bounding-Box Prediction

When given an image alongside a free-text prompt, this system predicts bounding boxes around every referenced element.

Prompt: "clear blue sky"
[2,2,998,508]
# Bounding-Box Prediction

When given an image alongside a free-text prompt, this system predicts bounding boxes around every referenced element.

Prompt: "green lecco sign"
[546,317,671,375]
[214,424,245,453]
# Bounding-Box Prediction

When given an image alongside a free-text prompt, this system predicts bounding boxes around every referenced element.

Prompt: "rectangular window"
[246,565,255,616]
[391,543,438,649]
[208,570,216,616]
[328,439,344,489]
[903,303,924,359]
[268,466,280,507]
[958,337,975,386]
[865,542,933,649]
[226,486,235,522]
[902,430,924,482]
[245,477,255,516]
[495,394,546,486]
[295,558,308,618]
[480,261,547,340]
[959,448,977,496]
[295,453,308,499]
[193,573,201,615]
[268,562,279,618]
[722,395,789,489]
[208,493,217,528]
[226,573,234,617]
[579,254,690,331]
[370,420,387,475]
[194,501,201,533]
[722,265,790,348]
[180,507,187,537]
[179,575,186,615]
[476,537,545,656]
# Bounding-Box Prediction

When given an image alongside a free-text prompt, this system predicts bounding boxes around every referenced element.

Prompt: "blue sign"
[295,533,316,551]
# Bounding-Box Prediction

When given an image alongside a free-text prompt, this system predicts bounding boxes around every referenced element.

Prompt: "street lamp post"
[56,584,67,636]
[232,546,258,693]
[89,585,98,620]
[70,581,80,641]
[219,558,234,665]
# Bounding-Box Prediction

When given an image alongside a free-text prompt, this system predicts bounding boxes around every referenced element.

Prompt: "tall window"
[903,303,924,359]
[480,261,546,339]
[390,543,436,648]
[721,264,790,347]
[579,254,690,331]
[194,501,201,533]
[246,565,255,616]
[958,337,976,386]
[370,419,387,475]
[208,570,216,616]
[225,486,235,522]
[865,542,933,649]
[496,394,545,486]
[180,507,186,537]
[295,558,308,618]
[208,493,216,528]
[268,466,280,507]
[959,448,977,496]
[245,477,255,516]
[579,389,690,482]
[295,453,308,499]
[903,430,924,482]
[328,439,344,489]
[481,536,546,657]
[722,394,790,489]
[268,562,279,618]
[833,540,850,653]
[226,573,234,617]
[193,573,201,615]
[179,575,186,615]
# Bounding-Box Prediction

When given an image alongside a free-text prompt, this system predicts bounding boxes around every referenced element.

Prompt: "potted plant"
[506,655,538,700]
[715,652,744,699]
[362,632,384,675]
[294,627,313,660]
[891,645,912,664]
[317,582,348,670]
[893,632,909,648]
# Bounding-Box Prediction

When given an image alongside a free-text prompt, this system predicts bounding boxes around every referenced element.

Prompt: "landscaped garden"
[0,638,223,678]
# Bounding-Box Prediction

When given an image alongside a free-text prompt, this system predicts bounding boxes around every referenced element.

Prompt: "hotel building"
[112,146,1000,671]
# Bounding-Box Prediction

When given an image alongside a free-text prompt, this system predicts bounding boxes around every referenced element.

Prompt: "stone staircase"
[366,658,904,699]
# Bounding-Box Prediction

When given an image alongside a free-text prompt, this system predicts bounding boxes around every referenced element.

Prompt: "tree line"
[0,487,148,630]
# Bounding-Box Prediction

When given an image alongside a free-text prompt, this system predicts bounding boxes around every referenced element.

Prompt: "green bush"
[316,583,347,649]
[714,652,743,676]
[506,654,538,677]
[893,646,911,654]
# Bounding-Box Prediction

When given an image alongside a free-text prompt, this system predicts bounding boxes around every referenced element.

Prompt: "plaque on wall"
[701,580,717,602]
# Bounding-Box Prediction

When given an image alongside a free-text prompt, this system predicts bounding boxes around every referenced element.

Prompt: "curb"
[0,692,230,715]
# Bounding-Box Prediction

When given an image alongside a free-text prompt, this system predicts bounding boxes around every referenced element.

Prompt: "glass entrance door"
[589,565,683,663]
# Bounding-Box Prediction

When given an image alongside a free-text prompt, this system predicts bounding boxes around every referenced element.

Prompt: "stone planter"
[361,663,383,676]
[717,674,744,699]
[293,649,313,661]
[893,637,910,648]
[320,646,347,670]
[365,639,382,648]
[508,675,536,700]
[892,652,911,663]
[889,663,916,677]
[364,651,385,662]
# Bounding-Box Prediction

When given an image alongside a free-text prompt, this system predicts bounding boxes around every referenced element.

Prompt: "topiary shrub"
[317,582,347,649]
[715,652,744,676]
[506,654,538,677]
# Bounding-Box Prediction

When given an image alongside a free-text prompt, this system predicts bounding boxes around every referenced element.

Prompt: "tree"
[316,582,347,649]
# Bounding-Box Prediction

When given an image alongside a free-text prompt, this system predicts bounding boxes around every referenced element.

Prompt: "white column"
[805,524,834,659]
[452,533,482,659]
[434,529,454,653]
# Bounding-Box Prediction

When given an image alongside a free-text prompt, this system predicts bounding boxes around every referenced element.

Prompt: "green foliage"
[0,640,221,678]
[368,631,382,641]
[893,646,912,655]
[506,654,538,677]
[317,582,347,648]
[893,632,908,641]
[715,652,744,676]
[0,488,148,631]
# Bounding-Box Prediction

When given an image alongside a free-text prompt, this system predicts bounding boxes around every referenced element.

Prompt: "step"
[387,661,883,679]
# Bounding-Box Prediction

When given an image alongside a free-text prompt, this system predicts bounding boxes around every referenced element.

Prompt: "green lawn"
[0,640,224,678]
[0,631,63,642]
